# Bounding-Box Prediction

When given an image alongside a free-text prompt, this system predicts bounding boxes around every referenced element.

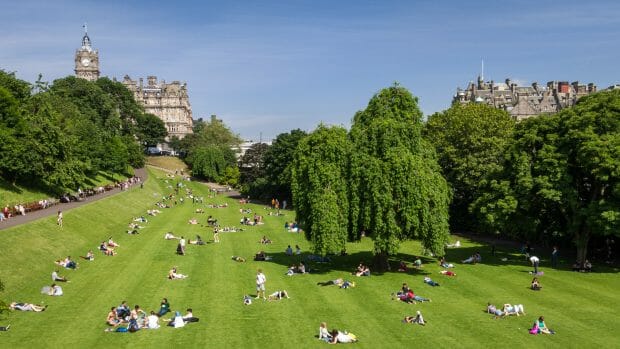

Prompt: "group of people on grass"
[106,298,198,332]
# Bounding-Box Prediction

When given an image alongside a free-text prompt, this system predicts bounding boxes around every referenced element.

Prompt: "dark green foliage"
[349,84,451,264]
[180,116,241,182]
[0,71,151,192]
[425,103,515,230]
[472,90,620,263]
[262,129,307,201]
[291,125,350,255]
[239,142,269,184]
[136,113,168,147]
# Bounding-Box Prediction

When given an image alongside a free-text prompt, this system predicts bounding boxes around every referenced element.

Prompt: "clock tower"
[74,24,100,81]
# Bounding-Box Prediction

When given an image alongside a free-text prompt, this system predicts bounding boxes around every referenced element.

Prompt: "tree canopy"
[291,125,351,256]
[0,70,153,192]
[425,103,515,230]
[472,89,620,264]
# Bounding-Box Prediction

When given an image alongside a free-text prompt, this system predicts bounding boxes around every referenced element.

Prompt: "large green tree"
[472,90,620,264]
[262,129,308,201]
[349,84,451,268]
[425,103,515,230]
[291,125,351,255]
[239,142,270,185]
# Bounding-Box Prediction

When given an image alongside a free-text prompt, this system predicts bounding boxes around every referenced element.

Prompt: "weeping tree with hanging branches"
[348,84,451,269]
[291,124,351,256]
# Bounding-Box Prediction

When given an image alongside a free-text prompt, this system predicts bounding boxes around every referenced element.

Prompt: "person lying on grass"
[487,303,505,318]
[260,236,273,244]
[188,218,198,225]
[41,284,63,296]
[503,304,525,316]
[232,256,246,262]
[80,250,94,261]
[329,329,358,344]
[393,283,431,304]
[286,263,306,276]
[188,235,206,245]
[9,302,47,312]
[164,232,179,240]
[254,251,272,261]
[107,237,120,248]
[531,277,542,291]
[423,277,439,287]
[317,278,355,289]
[168,267,188,279]
[55,256,77,269]
[268,290,290,301]
[439,270,456,276]
[403,311,426,325]
[462,252,481,264]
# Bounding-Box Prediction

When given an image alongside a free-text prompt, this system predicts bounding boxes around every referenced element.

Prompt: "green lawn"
[0,168,618,348]
[146,156,188,173]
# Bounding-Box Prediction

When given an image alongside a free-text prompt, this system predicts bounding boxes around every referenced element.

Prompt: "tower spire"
[481,59,484,81]
[83,22,88,34]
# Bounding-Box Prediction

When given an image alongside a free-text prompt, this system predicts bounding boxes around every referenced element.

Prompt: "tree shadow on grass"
[255,243,619,275]
[255,251,435,277]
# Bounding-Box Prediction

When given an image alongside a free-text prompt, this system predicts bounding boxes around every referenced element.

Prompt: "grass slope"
[0,168,618,348]
[146,156,188,173]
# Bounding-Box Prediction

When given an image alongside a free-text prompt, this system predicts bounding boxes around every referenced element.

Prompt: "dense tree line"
[0,70,167,192]
[178,117,241,184]
[426,90,619,265]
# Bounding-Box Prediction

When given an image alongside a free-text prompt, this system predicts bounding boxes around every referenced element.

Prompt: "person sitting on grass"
[146,311,160,329]
[413,257,423,268]
[188,218,198,225]
[440,270,456,276]
[403,310,426,325]
[318,322,333,342]
[268,290,290,301]
[99,242,116,256]
[107,307,121,327]
[9,302,47,312]
[260,236,272,244]
[182,308,199,323]
[531,277,542,291]
[439,257,454,268]
[329,329,358,344]
[423,276,440,287]
[254,251,272,261]
[168,267,188,280]
[397,261,408,272]
[166,311,186,328]
[157,298,170,317]
[107,237,120,248]
[530,316,555,335]
[52,270,69,282]
[462,252,481,264]
[354,262,370,277]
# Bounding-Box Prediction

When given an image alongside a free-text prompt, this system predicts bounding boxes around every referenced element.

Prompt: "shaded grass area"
[0,170,132,206]
[0,168,618,348]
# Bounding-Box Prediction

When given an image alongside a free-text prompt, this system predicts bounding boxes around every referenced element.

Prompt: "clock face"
[81,58,91,67]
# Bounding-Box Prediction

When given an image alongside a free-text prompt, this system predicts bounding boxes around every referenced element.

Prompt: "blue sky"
[1,0,619,140]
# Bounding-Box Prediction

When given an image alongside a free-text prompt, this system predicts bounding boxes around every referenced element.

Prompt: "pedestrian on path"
[57,210,63,227]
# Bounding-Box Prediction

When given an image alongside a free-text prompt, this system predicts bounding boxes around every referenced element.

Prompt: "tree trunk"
[373,251,391,272]
[574,231,590,267]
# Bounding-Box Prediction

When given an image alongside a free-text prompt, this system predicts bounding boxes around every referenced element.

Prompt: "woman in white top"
[318,322,332,342]
[147,311,160,329]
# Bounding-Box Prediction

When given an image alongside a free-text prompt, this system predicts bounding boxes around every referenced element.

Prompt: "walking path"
[0,167,147,231]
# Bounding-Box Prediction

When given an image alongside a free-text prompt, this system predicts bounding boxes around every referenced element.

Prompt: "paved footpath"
[0,167,147,231]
